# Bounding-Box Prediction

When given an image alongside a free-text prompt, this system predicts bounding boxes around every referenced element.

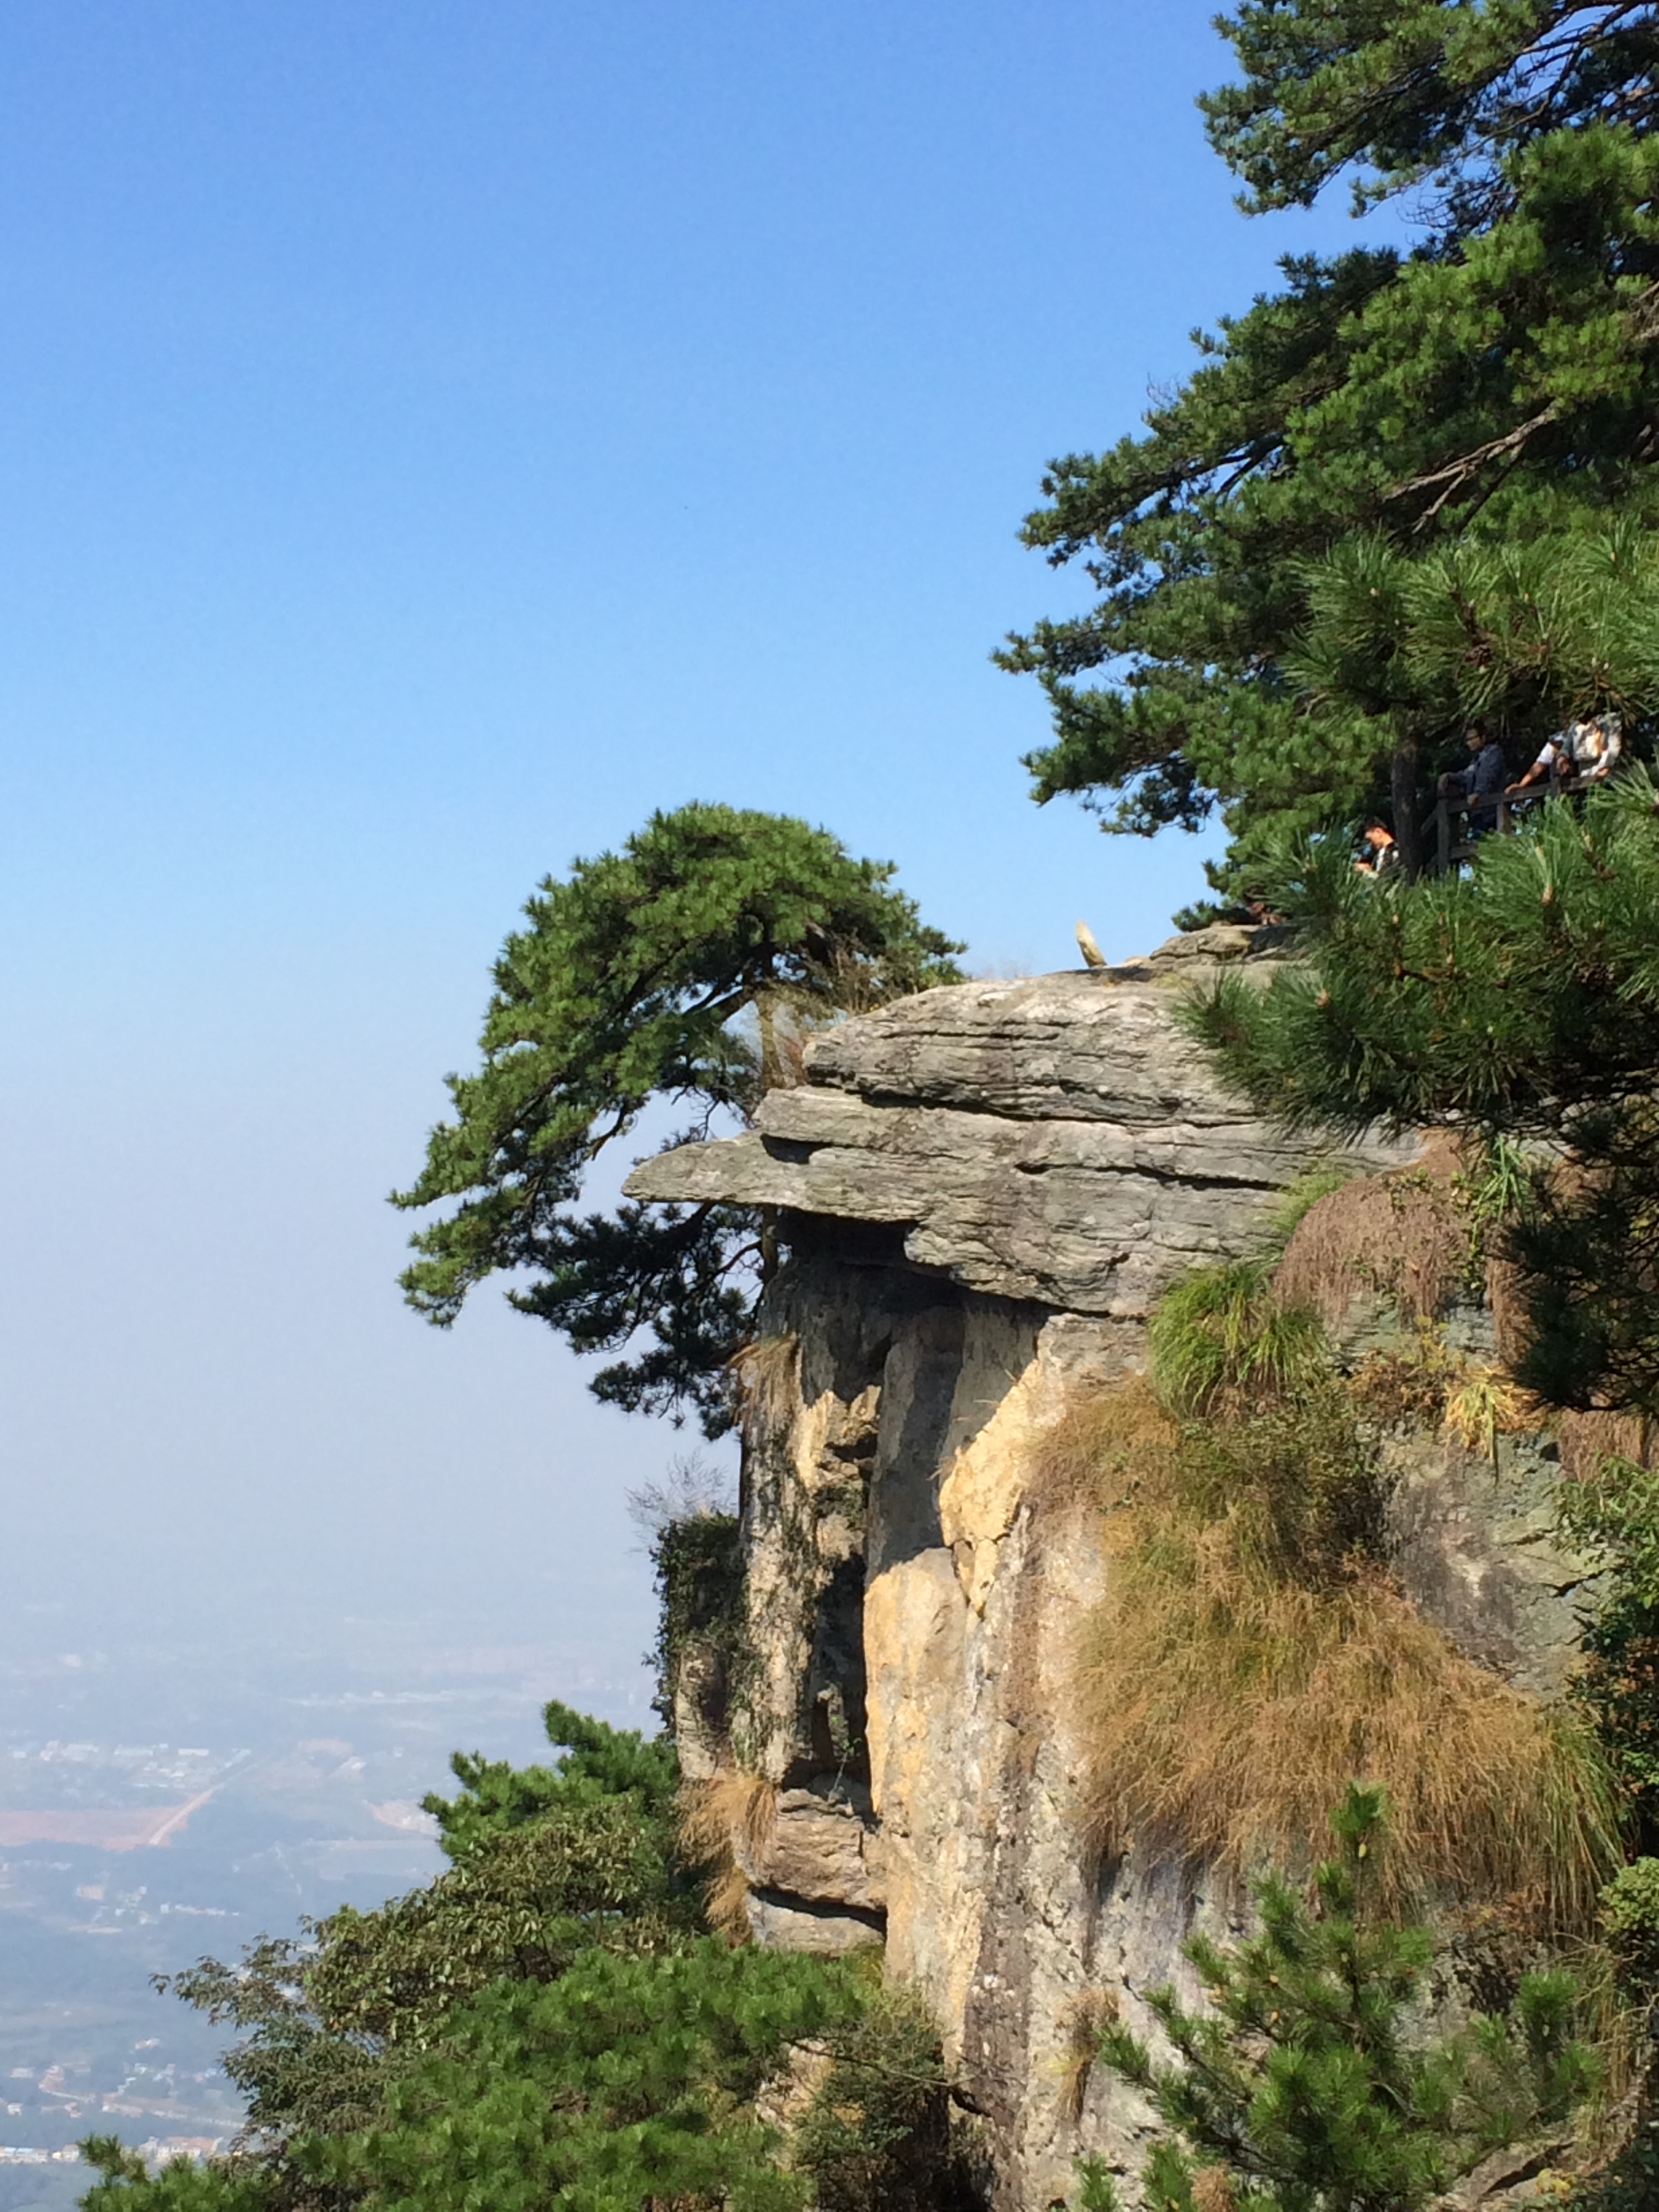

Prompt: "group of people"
[1355,710,1625,874]
[1445,710,1623,832]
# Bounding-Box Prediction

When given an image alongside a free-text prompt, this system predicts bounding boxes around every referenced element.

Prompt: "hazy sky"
[0,3,1382,1706]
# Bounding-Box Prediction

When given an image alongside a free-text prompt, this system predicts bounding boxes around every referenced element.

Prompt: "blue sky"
[0,3,1380,1711]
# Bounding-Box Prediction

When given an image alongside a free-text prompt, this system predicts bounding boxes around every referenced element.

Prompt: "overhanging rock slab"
[626,965,1407,1319]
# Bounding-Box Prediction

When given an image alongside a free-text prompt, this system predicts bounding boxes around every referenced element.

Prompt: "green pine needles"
[392,803,961,1433]
[79,1704,960,2212]
[1076,1786,1599,2212]
[1182,771,1659,1415]
[1004,1,1659,909]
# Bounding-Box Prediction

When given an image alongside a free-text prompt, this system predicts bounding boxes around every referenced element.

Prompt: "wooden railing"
[1429,772,1597,876]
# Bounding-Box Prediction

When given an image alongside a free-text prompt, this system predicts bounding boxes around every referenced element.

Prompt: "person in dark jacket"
[1354,818,1400,876]
[1438,721,1509,837]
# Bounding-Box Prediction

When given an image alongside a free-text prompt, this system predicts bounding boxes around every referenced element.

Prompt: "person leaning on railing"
[1511,712,1624,794]
[1437,719,1511,838]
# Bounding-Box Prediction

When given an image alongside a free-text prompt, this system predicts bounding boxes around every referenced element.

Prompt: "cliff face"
[625,938,1597,2209]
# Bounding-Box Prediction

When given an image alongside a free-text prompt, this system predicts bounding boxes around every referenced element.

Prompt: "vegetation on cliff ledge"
[1048,1352,1620,1927]
[79,1704,959,2212]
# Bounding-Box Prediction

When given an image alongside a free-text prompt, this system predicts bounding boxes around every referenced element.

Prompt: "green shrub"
[1600,1859,1659,1988]
[1147,1259,1330,1415]
[1559,1457,1659,1610]
[1077,1787,1600,2212]
[1559,1460,1659,1849]
[81,1705,968,2212]
[650,1508,745,1732]
[1170,1382,1388,1578]
[308,1940,855,2212]
[794,1974,963,2212]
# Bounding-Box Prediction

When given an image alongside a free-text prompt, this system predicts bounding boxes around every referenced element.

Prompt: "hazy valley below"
[0,1582,655,2211]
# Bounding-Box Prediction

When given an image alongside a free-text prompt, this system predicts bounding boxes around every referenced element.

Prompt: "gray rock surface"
[736,1782,885,1913]
[624,960,1598,2209]
[743,1889,885,1954]
[627,970,1408,1315]
[1384,1425,1606,1700]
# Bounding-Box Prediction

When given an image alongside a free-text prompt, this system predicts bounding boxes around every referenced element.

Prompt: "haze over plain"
[0,1,1391,1676]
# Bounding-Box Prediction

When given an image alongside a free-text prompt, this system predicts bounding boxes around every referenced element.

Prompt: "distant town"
[0,1595,651,2202]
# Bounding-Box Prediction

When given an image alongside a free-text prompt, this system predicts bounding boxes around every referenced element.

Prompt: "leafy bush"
[793,1973,963,2212]
[1558,1459,1659,1850]
[1559,1458,1659,1611]
[1441,1361,1536,1465]
[1600,1858,1659,1988]
[1168,1382,1388,1576]
[650,1507,745,1734]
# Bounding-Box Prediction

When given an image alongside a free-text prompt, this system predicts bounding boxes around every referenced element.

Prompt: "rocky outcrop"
[632,959,1406,1326]
[1385,1414,1603,1701]
[628,939,1601,2211]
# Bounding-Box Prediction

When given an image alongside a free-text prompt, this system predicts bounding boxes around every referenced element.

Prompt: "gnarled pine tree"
[392,803,961,1435]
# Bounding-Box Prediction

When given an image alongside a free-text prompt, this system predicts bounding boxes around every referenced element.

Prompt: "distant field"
[0,1797,207,1852]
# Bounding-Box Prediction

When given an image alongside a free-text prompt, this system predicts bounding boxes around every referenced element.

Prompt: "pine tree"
[79,1706,958,2212]
[1182,771,1659,1413]
[1002,3,1659,908]
[1282,523,1659,874]
[1203,2,1659,223]
[131,1704,695,2195]
[392,803,961,1433]
[1079,1786,1597,2212]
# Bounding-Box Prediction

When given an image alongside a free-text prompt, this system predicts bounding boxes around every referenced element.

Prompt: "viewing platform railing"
[1430,772,1596,877]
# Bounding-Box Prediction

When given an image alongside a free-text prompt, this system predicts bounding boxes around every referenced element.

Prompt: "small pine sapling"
[1077,1786,1598,2212]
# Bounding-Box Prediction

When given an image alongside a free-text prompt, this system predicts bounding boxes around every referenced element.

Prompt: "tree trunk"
[1392,737,1422,879]
[756,989,781,1290]
[757,990,780,1092]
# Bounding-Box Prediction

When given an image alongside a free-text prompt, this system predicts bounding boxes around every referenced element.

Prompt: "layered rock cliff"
[626,931,1598,2210]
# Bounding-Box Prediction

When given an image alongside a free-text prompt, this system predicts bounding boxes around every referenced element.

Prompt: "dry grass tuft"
[1029,1375,1179,1517]
[1566,1941,1656,2151]
[1484,1248,1536,1374]
[1273,1136,1471,1332]
[1065,1381,1622,1927]
[1443,1363,1544,1462]
[1348,1324,1458,1427]
[677,1767,775,1943]
[731,1334,801,1441]
[1478,1162,1638,1410]
[1054,1989,1118,2123]
[1191,2171,1239,2212]
[1348,1332,1546,1457]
